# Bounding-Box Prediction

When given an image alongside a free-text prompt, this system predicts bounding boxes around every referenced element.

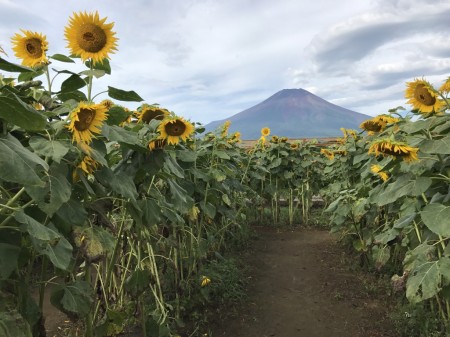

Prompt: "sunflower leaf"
[108,86,143,102]
[0,243,21,280]
[0,57,33,73]
[50,281,93,317]
[420,136,450,154]
[406,260,440,303]
[60,74,86,92]
[25,162,72,216]
[0,134,48,186]
[421,203,450,237]
[50,54,75,63]
[101,124,140,145]
[0,94,47,131]
[29,136,70,163]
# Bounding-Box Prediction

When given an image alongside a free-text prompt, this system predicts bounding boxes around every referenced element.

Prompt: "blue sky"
[1,0,450,124]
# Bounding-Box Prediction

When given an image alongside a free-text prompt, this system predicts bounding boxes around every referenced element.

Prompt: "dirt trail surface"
[211,227,395,337]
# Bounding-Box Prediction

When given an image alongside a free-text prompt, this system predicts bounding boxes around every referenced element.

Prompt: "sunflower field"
[1,9,450,337]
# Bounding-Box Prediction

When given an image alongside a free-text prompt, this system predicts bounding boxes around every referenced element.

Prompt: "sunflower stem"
[87,59,94,102]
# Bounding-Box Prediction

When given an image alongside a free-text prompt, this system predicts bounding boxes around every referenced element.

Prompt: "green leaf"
[50,54,75,63]
[0,57,33,73]
[15,211,73,270]
[406,261,440,303]
[0,310,32,337]
[420,136,450,154]
[25,163,71,216]
[0,94,47,131]
[57,89,87,102]
[124,269,152,296]
[268,157,282,169]
[373,174,432,206]
[222,194,231,206]
[200,201,216,219]
[372,245,391,270]
[215,150,230,160]
[105,106,131,126]
[108,86,143,102]
[421,203,450,237]
[56,199,88,226]
[102,124,139,145]
[0,134,48,186]
[163,155,184,178]
[85,58,111,75]
[50,281,93,317]
[60,74,86,92]
[0,243,20,280]
[176,150,197,162]
[29,137,69,163]
[137,198,162,225]
[96,167,138,201]
[168,179,188,211]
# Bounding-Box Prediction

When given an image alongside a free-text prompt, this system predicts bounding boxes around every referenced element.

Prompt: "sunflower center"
[142,109,166,123]
[77,23,107,53]
[74,108,96,131]
[165,120,186,136]
[414,84,435,106]
[25,38,43,58]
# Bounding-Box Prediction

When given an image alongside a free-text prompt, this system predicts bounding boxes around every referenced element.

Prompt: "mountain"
[203,89,371,139]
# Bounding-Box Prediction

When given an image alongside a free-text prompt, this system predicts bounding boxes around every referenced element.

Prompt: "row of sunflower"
[0,12,253,337]
[318,78,450,334]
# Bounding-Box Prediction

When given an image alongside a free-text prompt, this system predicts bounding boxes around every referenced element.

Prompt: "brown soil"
[211,226,396,337]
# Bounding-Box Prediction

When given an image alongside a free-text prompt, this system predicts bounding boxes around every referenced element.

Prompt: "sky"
[1,0,450,125]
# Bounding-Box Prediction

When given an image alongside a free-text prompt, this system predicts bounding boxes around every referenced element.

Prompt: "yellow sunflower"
[221,120,231,138]
[271,135,279,143]
[138,106,169,124]
[64,11,118,64]
[368,138,419,163]
[261,127,270,137]
[320,148,334,160]
[148,139,166,151]
[67,102,108,144]
[280,136,288,143]
[290,143,299,150]
[370,164,389,182]
[200,276,211,287]
[100,99,114,110]
[405,78,445,115]
[157,116,194,145]
[11,29,48,67]
[439,77,450,94]
[228,131,241,144]
[73,156,100,181]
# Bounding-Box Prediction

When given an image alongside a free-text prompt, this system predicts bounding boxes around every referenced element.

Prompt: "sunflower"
[360,115,399,133]
[405,78,444,115]
[148,139,166,151]
[261,127,270,137]
[11,29,48,67]
[158,116,194,145]
[368,138,419,163]
[137,105,170,124]
[221,120,231,137]
[370,164,389,182]
[271,135,279,143]
[100,99,114,110]
[65,11,118,64]
[228,131,241,144]
[439,77,450,94]
[67,102,108,144]
[290,143,299,150]
[73,156,100,181]
[200,276,211,287]
[320,148,334,160]
[280,136,288,143]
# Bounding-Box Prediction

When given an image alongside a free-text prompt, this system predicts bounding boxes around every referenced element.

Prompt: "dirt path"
[211,227,395,337]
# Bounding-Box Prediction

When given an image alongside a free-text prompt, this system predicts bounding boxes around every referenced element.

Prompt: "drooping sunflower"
[261,127,270,137]
[157,116,194,145]
[73,156,100,181]
[67,102,108,144]
[405,78,445,115]
[11,29,48,67]
[320,148,335,160]
[370,164,389,182]
[279,136,288,143]
[137,105,170,124]
[64,11,118,64]
[271,135,279,143]
[148,139,166,151]
[368,138,419,163]
[100,99,115,110]
[439,77,450,94]
[290,143,299,150]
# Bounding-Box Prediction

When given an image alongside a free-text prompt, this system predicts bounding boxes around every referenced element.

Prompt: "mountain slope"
[204,89,370,139]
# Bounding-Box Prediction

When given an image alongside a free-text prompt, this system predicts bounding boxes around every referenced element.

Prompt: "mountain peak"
[204,88,370,139]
